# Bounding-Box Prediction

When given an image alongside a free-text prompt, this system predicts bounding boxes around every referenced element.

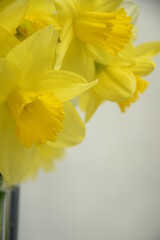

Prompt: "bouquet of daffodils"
[0,0,159,185]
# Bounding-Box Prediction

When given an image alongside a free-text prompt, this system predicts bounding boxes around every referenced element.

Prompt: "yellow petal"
[54,0,77,19]
[0,58,20,102]
[27,0,56,15]
[28,144,65,178]
[7,89,64,147]
[118,77,149,112]
[94,66,137,102]
[87,42,135,67]
[49,102,86,147]
[6,26,58,88]
[113,43,135,67]
[0,0,28,33]
[79,90,103,122]
[36,69,98,102]
[0,26,19,57]
[133,58,155,77]
[36,144,65,171]
[94,0,123,12]
[135,42,160,58]
[79,0,97,12]
[0,104,36,185]
[60,39,95,81]
[86,44,110,65]
[55,20,74,70]
[133,42,160,77]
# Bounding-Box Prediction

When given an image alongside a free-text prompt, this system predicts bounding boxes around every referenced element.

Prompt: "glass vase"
[0,175,19,240]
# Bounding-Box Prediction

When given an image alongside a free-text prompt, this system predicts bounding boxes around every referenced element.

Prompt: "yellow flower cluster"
[0,0,159,185]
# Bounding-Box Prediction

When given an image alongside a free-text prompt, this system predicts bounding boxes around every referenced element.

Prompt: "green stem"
[0,174,6,239]
[0,174,19,240]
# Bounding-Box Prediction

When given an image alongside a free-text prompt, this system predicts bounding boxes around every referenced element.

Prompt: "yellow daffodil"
[118,42,160,111]
[54,0,133,80]
[0,26,97,185]
[79,42,160,122]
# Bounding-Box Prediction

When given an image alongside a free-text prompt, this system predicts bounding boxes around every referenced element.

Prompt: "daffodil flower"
[0,26,97,185]
[118,42,160,111]
[54,0,133,80]
[79,42,160,122]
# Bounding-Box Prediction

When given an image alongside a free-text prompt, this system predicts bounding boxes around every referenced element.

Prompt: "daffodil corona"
[74,8,132,54]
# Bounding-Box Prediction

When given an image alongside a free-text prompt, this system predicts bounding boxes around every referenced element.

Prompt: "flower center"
[7,89,65,147]
[74,8,133,54]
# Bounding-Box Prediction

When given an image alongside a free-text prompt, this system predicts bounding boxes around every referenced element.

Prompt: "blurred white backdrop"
[19,1,160,240]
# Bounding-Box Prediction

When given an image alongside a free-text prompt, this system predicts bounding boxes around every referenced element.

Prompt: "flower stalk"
[0,174,19,240]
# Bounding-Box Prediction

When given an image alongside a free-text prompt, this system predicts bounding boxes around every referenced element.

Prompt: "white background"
[19,1,160,239]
